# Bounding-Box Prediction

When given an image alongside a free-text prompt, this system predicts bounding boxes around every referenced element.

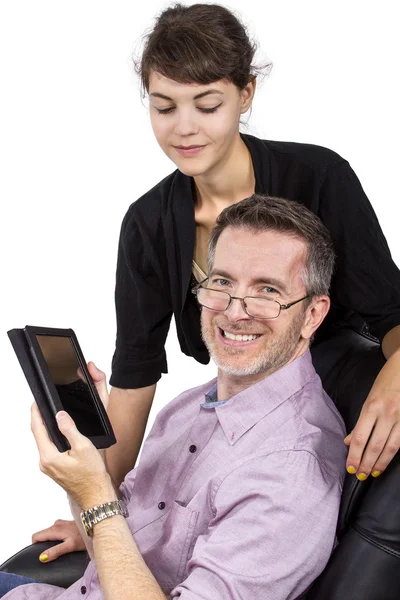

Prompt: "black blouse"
[110,134,400,389]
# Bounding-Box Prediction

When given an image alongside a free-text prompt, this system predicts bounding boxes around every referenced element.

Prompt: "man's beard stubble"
[201,310,306,377]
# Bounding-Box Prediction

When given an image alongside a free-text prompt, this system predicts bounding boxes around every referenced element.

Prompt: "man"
[1,195,346,599]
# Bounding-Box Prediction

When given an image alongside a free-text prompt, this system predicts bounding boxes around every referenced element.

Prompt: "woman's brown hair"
[137,3,268,92]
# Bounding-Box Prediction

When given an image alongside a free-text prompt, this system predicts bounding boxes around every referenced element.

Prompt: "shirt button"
[158,501,166,510]
[189,445,197,453]
[80,586,87,594]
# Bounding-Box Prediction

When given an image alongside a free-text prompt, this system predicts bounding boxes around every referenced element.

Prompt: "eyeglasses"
[192,278,309,320]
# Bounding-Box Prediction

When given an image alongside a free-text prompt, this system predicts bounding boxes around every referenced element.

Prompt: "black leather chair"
[2,329,400,599]
[0,542,88,589]
[303,328,400,600]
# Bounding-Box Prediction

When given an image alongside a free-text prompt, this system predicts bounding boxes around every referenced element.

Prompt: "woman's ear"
[301,296,330,341]
[240,76,257,114]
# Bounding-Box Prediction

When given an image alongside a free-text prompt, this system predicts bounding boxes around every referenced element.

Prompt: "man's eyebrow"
[149,90,224,101]
[251,277,289,295]
[209,270,289,294]
[209,269,235,281]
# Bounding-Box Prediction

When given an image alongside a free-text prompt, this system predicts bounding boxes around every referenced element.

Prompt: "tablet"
[8,326,116,452]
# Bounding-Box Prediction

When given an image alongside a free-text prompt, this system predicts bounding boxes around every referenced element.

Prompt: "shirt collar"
[214,350,317,445]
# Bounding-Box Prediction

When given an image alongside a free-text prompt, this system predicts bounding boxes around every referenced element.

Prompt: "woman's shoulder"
[123,169,181,222]
[243,133,348,173]
[120,167,193,248]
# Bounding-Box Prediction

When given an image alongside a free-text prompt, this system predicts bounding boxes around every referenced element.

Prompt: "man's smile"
[217,326,264,347]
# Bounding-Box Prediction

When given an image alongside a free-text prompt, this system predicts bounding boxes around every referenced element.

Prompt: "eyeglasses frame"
[191,278,310,320]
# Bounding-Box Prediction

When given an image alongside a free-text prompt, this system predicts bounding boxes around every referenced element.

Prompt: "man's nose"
[224,296,252,322]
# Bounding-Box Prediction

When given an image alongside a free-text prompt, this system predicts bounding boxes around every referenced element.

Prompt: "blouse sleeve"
[110,203,173,389]
[319,160,400,341]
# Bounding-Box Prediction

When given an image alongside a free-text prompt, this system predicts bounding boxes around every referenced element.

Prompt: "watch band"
[80,499,128,537]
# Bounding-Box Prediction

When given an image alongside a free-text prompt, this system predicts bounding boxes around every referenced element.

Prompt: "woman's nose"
[174,110,199,137]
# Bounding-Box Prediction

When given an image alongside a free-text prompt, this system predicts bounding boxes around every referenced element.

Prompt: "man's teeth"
[223,331,260,341]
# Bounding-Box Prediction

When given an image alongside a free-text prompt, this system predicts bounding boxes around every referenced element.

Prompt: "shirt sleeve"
[110,203,173,389]
[170,450,342,600]
[319,160,400,341]
[119,467,137,504]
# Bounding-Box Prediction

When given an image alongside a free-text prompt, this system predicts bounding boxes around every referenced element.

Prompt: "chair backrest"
[306,454,400,599]
[298,329,400,599]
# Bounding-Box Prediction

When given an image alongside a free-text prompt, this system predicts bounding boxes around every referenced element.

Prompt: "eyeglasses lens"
[197,288,280,319]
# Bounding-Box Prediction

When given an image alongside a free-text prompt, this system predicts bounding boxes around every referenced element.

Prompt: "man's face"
[201,227,311,377]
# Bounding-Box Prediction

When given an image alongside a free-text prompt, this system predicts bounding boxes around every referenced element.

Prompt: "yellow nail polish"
[39,554,49,563]
[357,473,367,481]
[344,435,350,442]
[372,470,381,478]
[347,466,356,474]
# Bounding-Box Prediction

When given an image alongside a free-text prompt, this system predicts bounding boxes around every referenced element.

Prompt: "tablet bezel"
[23,325,116,450]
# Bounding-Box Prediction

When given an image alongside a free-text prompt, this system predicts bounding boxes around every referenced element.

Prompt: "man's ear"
[301,296,330,341]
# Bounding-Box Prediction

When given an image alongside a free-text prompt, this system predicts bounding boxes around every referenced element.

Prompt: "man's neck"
[217,344,308,400]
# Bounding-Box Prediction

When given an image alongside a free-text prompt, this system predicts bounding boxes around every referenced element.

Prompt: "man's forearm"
[68,451,114,560]
[69,479,165,599]
[105,385,156,487]
[68,495,94,560]
[92,511,166,600]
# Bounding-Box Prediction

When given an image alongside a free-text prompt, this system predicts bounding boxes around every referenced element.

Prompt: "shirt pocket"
[141,500,199,590]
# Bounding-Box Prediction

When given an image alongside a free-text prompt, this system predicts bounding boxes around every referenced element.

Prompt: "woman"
[33,2,400,562]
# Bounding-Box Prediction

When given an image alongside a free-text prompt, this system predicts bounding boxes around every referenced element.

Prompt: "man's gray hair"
[208,195,335,296]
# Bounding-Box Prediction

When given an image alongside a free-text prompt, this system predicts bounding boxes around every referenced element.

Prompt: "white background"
[0,0,399,563]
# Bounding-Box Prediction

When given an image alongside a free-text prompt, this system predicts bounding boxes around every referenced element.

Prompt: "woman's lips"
[174,145,206,157]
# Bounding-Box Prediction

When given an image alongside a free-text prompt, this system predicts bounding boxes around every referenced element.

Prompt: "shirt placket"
[160,404,219,507]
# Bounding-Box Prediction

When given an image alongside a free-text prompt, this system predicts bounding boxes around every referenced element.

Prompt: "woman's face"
[148,72,255,178]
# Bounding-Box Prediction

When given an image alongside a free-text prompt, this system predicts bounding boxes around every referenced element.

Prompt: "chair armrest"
[0,541,89,588]
[306,525,400,600]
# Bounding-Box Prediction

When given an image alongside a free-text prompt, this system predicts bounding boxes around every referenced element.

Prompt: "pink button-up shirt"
[5,350,346,599]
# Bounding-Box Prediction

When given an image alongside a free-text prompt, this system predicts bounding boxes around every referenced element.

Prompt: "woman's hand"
[345,348,400,479]
[32,520,85,563]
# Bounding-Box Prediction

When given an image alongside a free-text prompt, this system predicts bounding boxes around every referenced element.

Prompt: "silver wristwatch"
[80,499,128,537]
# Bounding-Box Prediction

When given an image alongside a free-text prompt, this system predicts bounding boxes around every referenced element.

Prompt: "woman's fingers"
[32,520,85,563]
[345,409,377,475]
[346,398,400,479]
[351,419,393,479]
[366,424,400,477]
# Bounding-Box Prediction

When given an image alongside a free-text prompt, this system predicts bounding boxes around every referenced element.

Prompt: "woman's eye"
[262,286,278,294]
[155,107,175,115]
[155,103,222,115]
[198,103,222,114]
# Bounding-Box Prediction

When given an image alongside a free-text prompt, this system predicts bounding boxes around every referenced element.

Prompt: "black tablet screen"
[36,335,106,437]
